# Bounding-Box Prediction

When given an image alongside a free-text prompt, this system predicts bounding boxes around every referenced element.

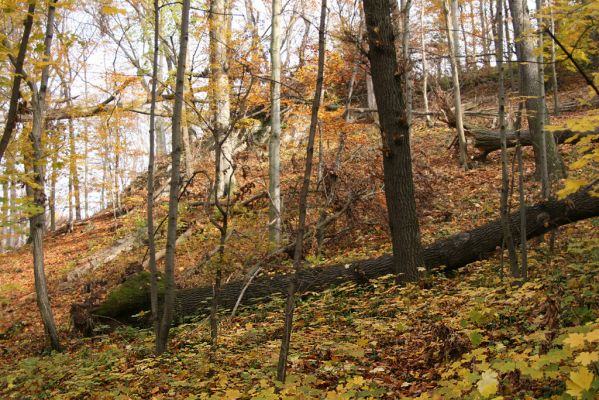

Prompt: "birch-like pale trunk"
[420,6,433,128]
[269,0,282,244]
[210,0,235,197]
[443,0,469,169]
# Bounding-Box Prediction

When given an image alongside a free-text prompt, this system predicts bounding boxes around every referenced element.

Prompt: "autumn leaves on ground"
[1,73,598,398]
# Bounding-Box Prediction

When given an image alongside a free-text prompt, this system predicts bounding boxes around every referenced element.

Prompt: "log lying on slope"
[467,123,599,160]
[86,186,599,328]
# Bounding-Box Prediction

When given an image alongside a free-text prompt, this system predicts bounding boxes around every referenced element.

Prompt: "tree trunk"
[277,0,327,382]
[547,0,559,116]
[468,121,599,157]
[210,0,235,197]
[0,1,36,164]
[156,0,190,355]
[269,0,282,245]
[147,0,160,338]
[443,0,469,169]
[496,0,519,274]
[26,1,61,352]
[508,0,564,180]
[480,0,491,67]
[420,6,433,128]
[363,0,425,283]
[85,185,599,330]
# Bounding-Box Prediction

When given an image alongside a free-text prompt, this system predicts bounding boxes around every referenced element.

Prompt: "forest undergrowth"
[0,82,598,399]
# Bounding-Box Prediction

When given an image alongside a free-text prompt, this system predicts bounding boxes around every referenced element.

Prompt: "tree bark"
[496,0,519,274]
[547,0,559,116]
[148,0,160,338]
[85,185,599,329]
[508,0,564,180]
[0,1,36,164]
[443,0,469,170]
[277,0,327,382]
[26,1,61,352]
[469,123,599,157]
[269,0,282,245]
[156,0,190,355]
[420,6,433,128]
[210,0,235,197]
[363,0,425,283]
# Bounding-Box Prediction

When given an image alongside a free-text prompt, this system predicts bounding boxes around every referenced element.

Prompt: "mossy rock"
[95,271,164,319]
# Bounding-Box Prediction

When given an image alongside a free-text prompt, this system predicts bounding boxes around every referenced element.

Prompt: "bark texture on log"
[83,187,599,330]
[469,123,599,159]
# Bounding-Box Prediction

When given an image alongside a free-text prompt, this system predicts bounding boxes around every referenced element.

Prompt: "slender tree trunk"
[83,64,89,218]
[535,0,550,200]
[508,0,564,180]
[0,1,36,164]
[481,0,491,67]
[2,179,8,250]
[497,0,519,273]
[363,0,425,283]
[420,7,433,128]
[458,3,469,70]
[210,0,235,198]
[49,137,57,232]
[148,0,160,338]
[366,73,377,122]
[504,0,515,90]
[547,0,559,115]
[156,0,190,355]
[443,0,469,169]
[277,0,327,382]
[26,1,61,352]
[68,118,81,221]
[156,56,168,156]
[269,0,282,245]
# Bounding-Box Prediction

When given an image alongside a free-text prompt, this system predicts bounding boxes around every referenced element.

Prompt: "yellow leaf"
[101,5,126,15]
[477,369,499,398]
[564,333,587,348]
[585,329,599,343]
[346,375,366,388]
[566,367,594,398]
[223,389,242,400]
[575,351,599,366]
[557,179,587,199]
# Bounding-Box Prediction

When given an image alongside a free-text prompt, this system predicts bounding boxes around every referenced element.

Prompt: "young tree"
[269,0,282,244]
[156,0,190,355]
[420,5,433,128]
[277,0,327,382]
[496,0,518,274]
[443,0,469,169]
[0,1,37,164]
[363,0,425,282]
[148,0,160,337]
[25,0,61,351]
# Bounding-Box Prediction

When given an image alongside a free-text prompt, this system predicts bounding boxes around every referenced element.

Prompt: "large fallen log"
[81,185,599,331]
[468,123,599,160]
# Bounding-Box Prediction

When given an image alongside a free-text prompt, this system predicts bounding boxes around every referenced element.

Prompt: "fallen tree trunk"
[468,123,599,160]
[81,185,599,331]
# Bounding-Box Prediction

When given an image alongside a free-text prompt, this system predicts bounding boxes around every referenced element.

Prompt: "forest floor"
[0,79,598,399]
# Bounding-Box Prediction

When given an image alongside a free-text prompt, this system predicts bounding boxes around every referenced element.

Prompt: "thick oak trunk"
[80,186,598,332]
